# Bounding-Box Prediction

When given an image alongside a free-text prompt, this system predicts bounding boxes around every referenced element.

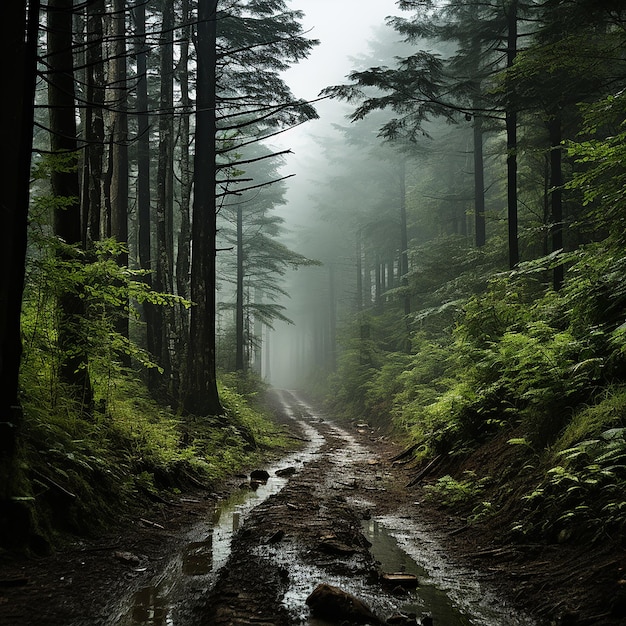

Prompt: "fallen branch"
[390,443,420,463]
[33,469,77,499]
[406,454,443,487]
[139,518,165,530]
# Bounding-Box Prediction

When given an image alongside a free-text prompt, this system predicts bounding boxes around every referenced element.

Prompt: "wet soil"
[0,390,624,625]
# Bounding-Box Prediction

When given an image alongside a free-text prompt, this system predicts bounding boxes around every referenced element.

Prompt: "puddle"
[111,391,536,626]
[363,515,537,626]
[111,392,324,626]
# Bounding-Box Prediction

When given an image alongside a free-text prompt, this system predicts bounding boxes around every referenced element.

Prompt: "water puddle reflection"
[113,396,323,625]
[112,393,535,626]
[363,516,537,626]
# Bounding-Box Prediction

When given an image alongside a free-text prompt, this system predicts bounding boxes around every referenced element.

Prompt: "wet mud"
[112,390,536,626]
[2,389,617,625]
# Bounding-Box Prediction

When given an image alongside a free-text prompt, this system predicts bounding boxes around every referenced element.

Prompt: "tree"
[46,0,93,405]
[323,0,527,263]
[185,0,221,416]
[217,146,318,372]
[107,0,131,360]
[0,0,40,489]
[82,0,106,245]
[184,0,317,412]
[507,0,626,287]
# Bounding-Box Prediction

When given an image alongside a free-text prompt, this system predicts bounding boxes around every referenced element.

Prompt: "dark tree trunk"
[185,0,222,416]
[83,0,105,245]
[355,229,363,311]
[109,0,130,365]
[473,114,486,247]
[328,263,337,372]
[47,0,93,406]
[398,159,410,316]
[175,0,193,399]
[153,0,175,391]
[0,0,39,470]
[548,114,564,290]
[134,0,156,369]
[235,203,245,371]
[506,0,519,269]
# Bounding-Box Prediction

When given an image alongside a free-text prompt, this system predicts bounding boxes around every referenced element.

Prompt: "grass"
[6,370,294,553]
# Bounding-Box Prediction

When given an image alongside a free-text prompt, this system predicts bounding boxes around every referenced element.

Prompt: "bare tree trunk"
[175,0,193,399]
[108,0,130,365]
[548,114,564,290]
[506,0,519,269]
[398,159,410,316]
[235,203,245,371]
[185,0,222,416]
[47,0,93,406]
[355,228,363,312]
[83,0,105,245]
[152,0,175,391]
[133,0,156,369]
[473,114,486,247]
[0,0,39,475]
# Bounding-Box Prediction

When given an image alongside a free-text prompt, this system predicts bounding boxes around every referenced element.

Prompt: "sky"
[274,0,401,156]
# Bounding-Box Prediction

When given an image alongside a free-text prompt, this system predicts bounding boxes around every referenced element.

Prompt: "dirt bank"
[0,390,623,625]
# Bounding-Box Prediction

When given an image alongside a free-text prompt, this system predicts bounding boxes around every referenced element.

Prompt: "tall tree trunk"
[83,0,105,245]
[548,114,564,290]
[185,0,222,416]
[328,263,337,372]
[47,0,93,405]
[109,0,130,365]
[134,0,156,367]
[473,114,486,247]
[506,0,519,269]
[175,0,193,399]
[252,288,263,376]
[398,159,410,316]
[153,0,175,391]
[235,203,245,371]
[0,0,39,481]
[355,229,363,311]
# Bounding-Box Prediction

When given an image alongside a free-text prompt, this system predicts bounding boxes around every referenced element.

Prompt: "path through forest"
[110,390,536,626]
[1,390,620,625]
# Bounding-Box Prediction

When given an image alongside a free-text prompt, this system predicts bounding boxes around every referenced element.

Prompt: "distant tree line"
[279,0,626,384]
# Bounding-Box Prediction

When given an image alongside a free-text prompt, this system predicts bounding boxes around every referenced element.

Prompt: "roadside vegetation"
[325,182,626,549]
[10,362,290,554]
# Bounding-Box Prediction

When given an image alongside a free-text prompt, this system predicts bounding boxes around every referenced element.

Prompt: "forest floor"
[0,389,624,626]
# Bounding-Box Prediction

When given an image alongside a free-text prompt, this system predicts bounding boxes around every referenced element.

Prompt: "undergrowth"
[326,235,626,545]
[9,369,291,553]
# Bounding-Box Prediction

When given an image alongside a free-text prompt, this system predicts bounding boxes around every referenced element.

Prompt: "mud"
[0,389,623,626]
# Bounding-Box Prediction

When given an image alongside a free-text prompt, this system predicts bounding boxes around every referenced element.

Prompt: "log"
[406,454,443,487]
[390,443,420,463]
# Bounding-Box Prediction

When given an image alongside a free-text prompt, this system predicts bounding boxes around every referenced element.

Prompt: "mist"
[260,2,452,389]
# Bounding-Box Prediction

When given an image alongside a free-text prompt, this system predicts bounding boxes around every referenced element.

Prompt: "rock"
[113,551,140,566]
[275,466,297,477]
[250,469,270,482]
[317,536,357,555]
[380,572,418,588]
[306,583,381,624]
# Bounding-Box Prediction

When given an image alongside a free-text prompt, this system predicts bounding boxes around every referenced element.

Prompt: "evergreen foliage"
[312,0,626,544]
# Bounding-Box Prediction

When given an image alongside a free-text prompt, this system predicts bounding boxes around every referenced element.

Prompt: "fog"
[263,1,407,388]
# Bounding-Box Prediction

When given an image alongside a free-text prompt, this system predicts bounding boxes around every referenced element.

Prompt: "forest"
[1,0,626,623]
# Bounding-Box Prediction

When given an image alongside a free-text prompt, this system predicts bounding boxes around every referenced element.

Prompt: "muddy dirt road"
[109,390,536,626]
[3,389,615,625]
